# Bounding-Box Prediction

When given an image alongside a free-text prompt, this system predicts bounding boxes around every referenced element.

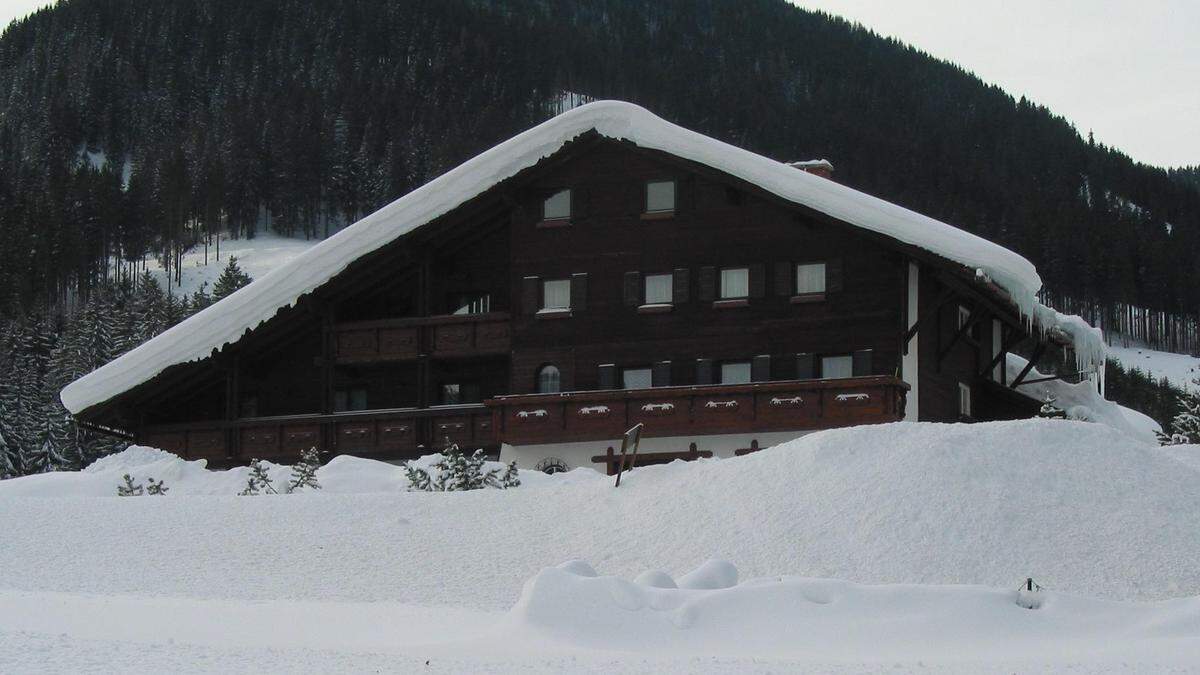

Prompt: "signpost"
[613,422,644,488]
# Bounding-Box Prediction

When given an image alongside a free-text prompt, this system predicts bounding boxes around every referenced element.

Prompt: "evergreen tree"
[212,256,252,301]
[239,458,277,495]
[117,473,144,496]
[287,447,322,492]
[1159,377,1200,445]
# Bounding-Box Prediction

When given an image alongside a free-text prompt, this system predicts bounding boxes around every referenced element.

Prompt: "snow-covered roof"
[61,100,1104,415]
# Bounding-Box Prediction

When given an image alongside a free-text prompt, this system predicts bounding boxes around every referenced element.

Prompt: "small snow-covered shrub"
[405,444,520,492]
[146,477,169,495]
[1158,375,1200,445]
[117,474,143,496]
[238,458,277,495]
[286,447,322,493]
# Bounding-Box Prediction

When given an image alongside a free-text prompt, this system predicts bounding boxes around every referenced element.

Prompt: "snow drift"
[1,420,1197,609]
[61,100,1104,416]
[507,559,1200,663]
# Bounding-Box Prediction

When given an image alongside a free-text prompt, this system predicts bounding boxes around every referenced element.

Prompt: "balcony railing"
[333,312,511,363]
[139,404,494,466]
[486,376,908,446]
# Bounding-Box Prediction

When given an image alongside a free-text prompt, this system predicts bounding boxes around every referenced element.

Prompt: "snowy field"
[144,231,318,299]
[2,420,1199,672]
[1108,340,1200,391]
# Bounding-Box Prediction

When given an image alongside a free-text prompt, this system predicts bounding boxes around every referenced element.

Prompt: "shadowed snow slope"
[1,420,1197,611]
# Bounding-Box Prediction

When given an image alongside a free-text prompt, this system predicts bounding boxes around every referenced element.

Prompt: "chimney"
[786,159,834,180]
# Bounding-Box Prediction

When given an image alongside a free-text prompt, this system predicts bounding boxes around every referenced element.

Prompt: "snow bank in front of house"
[3,420,1199,609]
[505,559,1200,663]
[61,100,1099,416]
[0,447,597,497]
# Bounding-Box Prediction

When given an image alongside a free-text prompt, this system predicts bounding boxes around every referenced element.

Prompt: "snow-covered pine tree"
[1038,394,1066,419]
[190,281,213,315]
[212,256,252,301]
[287,447,322,492]
[1159,376,1200,445]
[0,425,16,479]
[500,460,521,489]
[239,458,277,495]
[146,477,169,495]
[117,473,143,496]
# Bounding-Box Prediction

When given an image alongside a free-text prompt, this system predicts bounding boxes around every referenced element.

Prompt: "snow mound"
[508,560,1200,661]
[677,559,738,590]
[2,421,1198,607]
[0,446,588,497]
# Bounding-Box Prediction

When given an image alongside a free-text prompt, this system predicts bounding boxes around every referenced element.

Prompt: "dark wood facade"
[75,135,1053,468]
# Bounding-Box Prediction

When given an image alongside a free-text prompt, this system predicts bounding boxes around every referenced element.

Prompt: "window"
[644,273,673,304]
[821,355,854,379]
[622,367,653,389]
[542,279,571,311]
[334,387,368,412]
[646,180,675,213]
[543,189,571,220]
[537,365,561,394]
[720,361,752,384]
[957,305,980,340]
[719,267,749,299]
[796,262,826,295]
[959,382,972,418]
[441,383,481,406]
[451,292,491,315]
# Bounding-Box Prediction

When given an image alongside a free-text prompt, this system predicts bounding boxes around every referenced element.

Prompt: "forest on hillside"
[0,0,1197,469]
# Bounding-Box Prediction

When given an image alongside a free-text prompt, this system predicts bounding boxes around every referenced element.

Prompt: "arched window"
[537,364,561,394]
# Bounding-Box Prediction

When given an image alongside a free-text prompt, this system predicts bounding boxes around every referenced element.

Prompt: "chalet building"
[62,101,1105,474]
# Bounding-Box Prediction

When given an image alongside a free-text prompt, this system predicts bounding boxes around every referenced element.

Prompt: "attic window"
[645,180,675,214]
[543,189,571,221]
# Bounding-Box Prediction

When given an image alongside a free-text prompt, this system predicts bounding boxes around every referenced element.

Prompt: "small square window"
[796,262,826,294]
[821,355,853,379]
[335,387,368,412]
[957,305,980,340]
[720,361,751,384]
[644,273,673,304]
[720,267,749,299]
[543,189,571,220]
[622,367,653,390]
[442,383,481,405]
[646,180,675,213]
[542,279,571,310]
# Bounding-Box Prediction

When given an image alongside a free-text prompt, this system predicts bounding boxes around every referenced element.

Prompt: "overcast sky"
[3,0,1197,168]
[791,0,1200,168]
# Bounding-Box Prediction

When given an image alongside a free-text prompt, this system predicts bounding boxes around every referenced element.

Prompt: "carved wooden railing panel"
[486,376,908,446]
[333,312,510,363]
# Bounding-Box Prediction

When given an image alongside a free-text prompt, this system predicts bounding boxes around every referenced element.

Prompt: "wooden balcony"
[138,404,495,467]
[486,376,908,446]
[334,312,511,364]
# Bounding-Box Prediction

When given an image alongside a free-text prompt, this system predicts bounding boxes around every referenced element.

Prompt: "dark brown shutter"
[775,262,793,296]
[826,258,844,292]
[672,268,690,304]
[522,276,539,315]
[752,355,772,382]
[852,349,873,377]
[698,266,717,302]
[749,263,766,298]
[623,271,642,306]
[570,273,588,311]
[652,361,672,387]
[598,364,616,389]
[695,358,714,385]
[796,353,815,379]
[572,187,586,219]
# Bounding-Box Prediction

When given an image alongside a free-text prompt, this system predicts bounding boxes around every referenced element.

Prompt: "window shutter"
[698,266,717,302]
[652,361,672,387]
[672,268,690,304]
[774,262,793,296]
[570,273,588,311]
[573,187,587,219]
[752,355,771,382]
[695,358,714,385]
[749,263,766,298]
[623,271,642,306]
[521,276,539,315]
[852,349,873,377]
[796,353,815,379]
[826,258,844,292]
[598,364,616,390]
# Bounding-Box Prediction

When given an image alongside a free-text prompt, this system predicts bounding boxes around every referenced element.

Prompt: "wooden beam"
[904,286,957,346]
[1010,341,1047,388]
[978,326,1025,379]
[938,304,984,364]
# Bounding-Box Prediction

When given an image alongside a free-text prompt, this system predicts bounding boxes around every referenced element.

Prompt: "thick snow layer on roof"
[61,100,1100,414]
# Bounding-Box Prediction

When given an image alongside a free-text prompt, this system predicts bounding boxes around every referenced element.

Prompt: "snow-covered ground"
[2,420,1199,672]
[144,231,318,299]
[1108,340,1200,392]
